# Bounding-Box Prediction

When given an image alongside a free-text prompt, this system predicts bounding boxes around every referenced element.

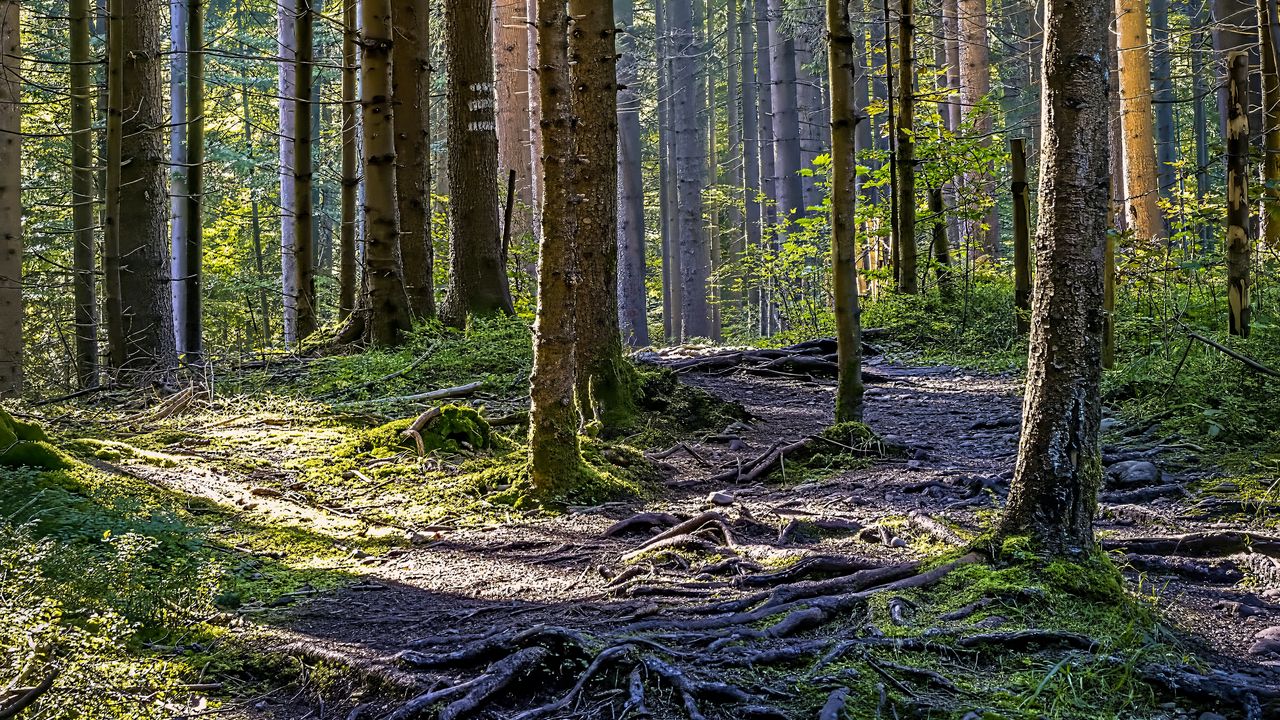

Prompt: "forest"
[1,0,1280,717]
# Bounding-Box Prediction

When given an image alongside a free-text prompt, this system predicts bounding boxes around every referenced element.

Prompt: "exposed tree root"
[603,513,682,538]
[1102,532,1280,559]
[1121,553,1244,584]
[907,510,969,545]
[817,688,849,720]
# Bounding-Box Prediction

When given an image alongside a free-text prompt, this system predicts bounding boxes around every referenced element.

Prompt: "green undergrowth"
[762,422,906,485]
[625,366,752,446]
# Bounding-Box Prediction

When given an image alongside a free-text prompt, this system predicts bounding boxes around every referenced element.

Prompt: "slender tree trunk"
[393,0,434,318]
[1115,0,1166,242]
[754,0,777,336]
[795,44,825,214]
[1012,138,1032,335]
[442,0,515,327]
[525,0,543,235]
[1216,0,1254,336]
[617,0,649,347]
[671,0,711,338]
[1151,0,1177,199]
[169,0,187,356]
[699,0,720,339]
[828,0,865,423]
[724,0,744,326]
[494,0,534,235]
[529,0,579,491]
[1258,0,1280,249]
[938,0,962,253]
[340,0,358,320]
[71,0,98,387]
[929,187,953,294]
[118,0,176,375]
[896,0,918,293]
[1193,3,1212,251]
[278,0,298,344]
[958,0,999,257]
[767,0,804,231]
[740,0,762,338]
[103,0,125,369]
[184,0,204,361]
[997,0,1111,555]
[359,0,413,346]
[293,1,316,340]
[656,0,680,342]
[0,0,19,395]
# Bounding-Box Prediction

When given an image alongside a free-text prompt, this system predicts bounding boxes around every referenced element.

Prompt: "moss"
[0,409,71,470]
[627,367,751,446]
[339,405,492,458]
[64,438,183,467]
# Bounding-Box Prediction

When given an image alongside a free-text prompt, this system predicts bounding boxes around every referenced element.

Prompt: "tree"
[671,0,711,338]
[0,0,19,396]
[958,0,999,257]
[293,0,316,340]
[1214,0,1254,336]
[1150,0,1177,199]
[71,0,98,388]
[441,0,515,327]
[169,0,188,356]
[997,0,1111,554]
[1114,0,1166,242]
[117,0,176,375]
[103,0,125,370]
[739,0,763,335]
[339,0,358,320]
[617,0,650,347]
[767,0,804,232]
[1258,0,1280,248]
[896,0,918,293]
[495,0,535,238]
[184,0,205,360]
[828,0,866,423]
[358,0,413,346]
[528,0,579,492]
[278,0,298,344]
[392,0,434,319]
[754,0,777,336]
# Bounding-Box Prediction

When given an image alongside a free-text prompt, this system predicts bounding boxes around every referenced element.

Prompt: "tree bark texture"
[393,0,435,319]
[958,0,999,258]
[1114,0,1166,242]
[71,0,98,387]
[896,0,918,293]
[1215,0,1254,337]
[0,0,19,395]
[340,0,358,320]
[617,0,650,347]
[671,0,711,338]
[278,0,298,344]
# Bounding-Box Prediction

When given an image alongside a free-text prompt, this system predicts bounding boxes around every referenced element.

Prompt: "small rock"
[1248,626,1280,656]
[1105,460,1162,488]
[973,615,1006,629]
[405,530,440,545]
[249,486,284,498]
[912,448,930,461]
[728,438,746,451]
[1100,417,1123,433]
[707,491,736,506]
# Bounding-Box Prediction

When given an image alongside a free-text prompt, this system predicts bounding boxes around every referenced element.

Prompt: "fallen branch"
[1186,332,1280,379]
[400,407,443,456]
[336,381,484,408]
[0,670,58,720]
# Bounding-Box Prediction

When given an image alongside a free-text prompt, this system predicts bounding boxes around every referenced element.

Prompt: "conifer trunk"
[958,0,999,258]
[896,0,918,293]
[293,0,316,340]
[169,0,187,356]
[1215,0,1254,337]
[1258,0,1280,249]
[71,0,98,387]
[339,0,358,320]
[617,0,650,348]
[740,1,763,335]
[278,0,298,344]
[495,0,534,237]
[184,0,205,360]
[767,0,804,232]
[1114,0,1166,242]
[1151,0,1177,199]
[103,0,125,369]
[1011,139,1032,335]
[392,0,434,318]
[671,0,711,338]
[0,0,19,395]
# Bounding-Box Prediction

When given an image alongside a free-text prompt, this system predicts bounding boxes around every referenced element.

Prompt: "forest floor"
[65,352,1280,719]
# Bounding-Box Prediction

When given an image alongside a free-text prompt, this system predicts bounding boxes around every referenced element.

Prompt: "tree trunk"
[1193,2,1212,251]
[1258,0,1280,249]
[340,0,358,320]
[997,0,1110,555]
[278,0,298,344]
[184,0,205,361]
[795,43,826,214]
[671,0,711,338]
[1215,0,1254,337]
[617,0,650,347]
[656,0,681,342]
[740,0,763,337]
[0,0,19,395]
[118,0,176,375]
[1011,138,1032,335]
[393,0,435,319]
[754,0,777,336]
[442,0,515,327]
[958,0,999,258]
[724,0,743,327]
[103,0,125,369]
[494,0,534,236]
[896,0,917,293]
[359,0,413,346]
[1151,0,1177,199]
[71,0,98,388]
[169,0,187,357]
[1114,0,1166,242]
[767,0,804,232]
[293,0,316,340]
[827,0,866,423]
[528,0,580,492]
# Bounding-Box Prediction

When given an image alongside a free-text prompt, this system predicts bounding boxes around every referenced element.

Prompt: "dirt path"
[145,362,1280,718]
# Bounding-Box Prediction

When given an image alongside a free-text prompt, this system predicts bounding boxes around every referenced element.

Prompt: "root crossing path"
[242,363,1280,719]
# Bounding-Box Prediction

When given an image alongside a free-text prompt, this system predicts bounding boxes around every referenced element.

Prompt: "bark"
[525,0,543,233]
[169,0,187,356]
[71,0,98,387]
[767,0,804,231]
[671,0,711,338]
[1192,4,1212,251]
[1011,138,1032,335]
[617,0,650,347]
[279,0,298,344]
[998,0,1110,554]
[656,0,681,342]
[393,0,435,318]
[1258,0,1280,249]
[0,0,18,395]
[957,0,999,257]
[754,0,777,336]
[928,188,953,295]
[1215,0,1254,337]
[103,0,124,369]
[495,0,535,234]
[938,0,961,253]
[442,0,515,327]
[740,1,763,336]
[795,43,826,214]
[117,0,176,375]
[1114,0,1166,242]
[1151,0,1177,199]
[185,0,205,360]
[725,0,744,325]
[828,0,866,423]
[294,0,316,340]
[528,0,580,492]
[896,0,917,294]
[359,0,413,346]
[340,0,358,320]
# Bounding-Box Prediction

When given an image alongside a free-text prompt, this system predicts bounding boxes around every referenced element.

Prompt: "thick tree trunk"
[278,0,298,344]
[494,0,534,237]
[1215,0,1254,337]
[184,0,204,361]
[0,0,19,395]
[767,0,804,232]
[828,0,865,423]
[958,0,999,258]
[340,0,358,320]
[393,0,434,319]
[118,0,176,375]
[1114,0,1166,242]
[1151,0,1177,199]
[998,0,1110,555]
[359,0,413,346]
[896,0,918,294]
[754,0,777,336]
[740,0,763,337]
[617,0,650,348]
[442,0,515,327]
[293,1,316,340]
[528,0,580,492]
[71,0,98,387]
[169,0,187,357]
[103,0,125,369]
[671,0,711,338]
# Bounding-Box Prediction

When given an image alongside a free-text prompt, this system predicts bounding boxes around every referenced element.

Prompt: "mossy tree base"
[0,409,70,470]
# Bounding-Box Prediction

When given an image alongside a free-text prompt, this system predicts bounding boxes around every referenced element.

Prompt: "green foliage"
[0,409,70,470]
[339,405,492,458]
[628,367,752,446]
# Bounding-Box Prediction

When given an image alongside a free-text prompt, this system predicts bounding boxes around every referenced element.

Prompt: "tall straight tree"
[896,0,918,293]
[617,0,650,347]
[103,0,125,369]
[0,0,18,395]
[997,0,1111,554]
[441,0,515,327]
[656,0,681,341]
[169,0,188,355]
[739,0,763,333]
[1114,0,1165,242]
[495,0,535,235]
[71,0,98,387]
[392,0,434,318]
[117,0,176,374]
[339,0,358,319]
[670,0,711,338]
[958,0,999,257]
[358,0,413,346]
[528,0,579,491]
[1215,0,1254,336]
[184,0,205,360]
[754,0,777,335]
[1258,0,1280,248]
[1150,0,1177,199]
[767,0,804,231]
[278,0,298,344]
[293,0,316,340]
[828,0,866,423]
